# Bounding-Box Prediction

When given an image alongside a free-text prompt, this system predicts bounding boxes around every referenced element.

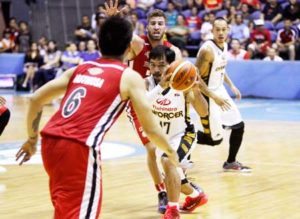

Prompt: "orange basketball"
[167,60,198,91]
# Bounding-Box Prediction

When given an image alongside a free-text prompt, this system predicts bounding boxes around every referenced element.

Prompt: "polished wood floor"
[1,95,300,219]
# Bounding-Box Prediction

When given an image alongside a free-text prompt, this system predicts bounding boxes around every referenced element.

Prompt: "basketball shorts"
[41,136,102,219]
[201,85,243,142]
[156,128,197,165]
[125,102,150,145]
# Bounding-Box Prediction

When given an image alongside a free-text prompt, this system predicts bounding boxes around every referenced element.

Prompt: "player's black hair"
[98,16,133,56]
[149,45,176,64]
[213,17,228,26]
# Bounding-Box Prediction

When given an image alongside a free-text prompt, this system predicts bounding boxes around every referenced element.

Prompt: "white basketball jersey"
[199,40,228,91]
[147,76,191,138]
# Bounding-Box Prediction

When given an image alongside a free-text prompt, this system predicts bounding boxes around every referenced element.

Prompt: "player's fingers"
[113,0,118,8]
[109,0,113,8]
[104,2,109,10]
[16,148,24,159]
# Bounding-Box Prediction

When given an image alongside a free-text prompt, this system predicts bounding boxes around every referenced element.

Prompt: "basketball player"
[15,17,179,219]
[147,45,208,218]
[0,96,10,136]
[195,17,251,172]
[104,1,183,213]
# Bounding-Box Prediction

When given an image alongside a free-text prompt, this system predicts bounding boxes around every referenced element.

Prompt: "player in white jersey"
[146,45,208,218]
[195,17,251,172]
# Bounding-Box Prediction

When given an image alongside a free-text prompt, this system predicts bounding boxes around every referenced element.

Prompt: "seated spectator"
[248,19,271,59]
[227,5,238,24]
[282,0,300,24]
[38,36,48,58]
[15,21,31,53]
[7,17,19,48]
[240,3,252,25]
[78,40,86,56]
[238,0,260,13]
[33,40,61,90]
[130,11,145,36]
[0,29,15,53]
[165,2,179,28]
[79,39,101,62]
[227,38,250,60]
[186,6,202,33]
[167,14,190,47]
[263,47,283,61]
[203,0,223,12]
[22,42,44,89]
[261,0,283,25]
[91,4,106,30]
[94,12,107,36]
[275,18,296,60]
[200,12,215,42]
[74,15,95,42]
[60,42,81,71]
[229,14,250,47]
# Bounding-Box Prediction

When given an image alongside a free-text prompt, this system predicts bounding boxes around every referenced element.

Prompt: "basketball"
[166,60,198,91]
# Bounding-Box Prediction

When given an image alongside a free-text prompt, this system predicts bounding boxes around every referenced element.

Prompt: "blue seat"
[197,10,206,19]
[215,10,228,18]
[270,30,278,42]
[181,9,191,18]
[249,11,261,20]
[264,21,275,30]
[275,21,284,31]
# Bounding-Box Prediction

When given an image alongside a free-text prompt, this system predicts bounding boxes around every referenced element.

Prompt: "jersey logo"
[88,67,103,75]
[156,98,171,106]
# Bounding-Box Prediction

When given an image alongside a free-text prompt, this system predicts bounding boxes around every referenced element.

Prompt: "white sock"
[189,189,200,198]
[168,202,179,209]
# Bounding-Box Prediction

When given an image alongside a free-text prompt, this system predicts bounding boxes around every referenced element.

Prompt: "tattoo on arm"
[32,111,42,132]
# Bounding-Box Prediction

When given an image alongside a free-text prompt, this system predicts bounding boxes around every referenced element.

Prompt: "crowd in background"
[0,0,299,91]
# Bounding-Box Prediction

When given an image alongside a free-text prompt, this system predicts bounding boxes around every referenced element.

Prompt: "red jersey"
[250,29,271,45]
[0,106,7,115]
[41,58,128,150]
[277,28,296,44]
[129,35,172,78]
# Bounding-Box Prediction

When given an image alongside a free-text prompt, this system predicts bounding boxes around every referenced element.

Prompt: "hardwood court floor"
[0,95,300,219]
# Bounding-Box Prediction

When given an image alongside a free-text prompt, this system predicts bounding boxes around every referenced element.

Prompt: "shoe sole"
[223,168,252,173]
[180,194,208,212]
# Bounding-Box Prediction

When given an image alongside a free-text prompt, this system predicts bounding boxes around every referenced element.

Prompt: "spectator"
[203,0,223,12]
[91,4,106,30]
[172,0,189,11]
[261,0,283,25]
[165,2,179,28]
[33,40,61,90]
[78,40,86,56]
[38,36,48,57]
[263,47,283,61]
[79,39,101,62]
[167,14,190,49]
[200,12,215,42]
[74,15,95,42]
[240,3,252,25]
[238,0,260,13]
[0,29,15,53]
[60,42,81,71]
[248,19,271,59]
[7,17,19,47]
[22,42,44,89]
[282,0,300,24]
[275,18,296,60]
[94,12,107,36]
[227,38,251,60]
[15,21,31,53]
[229,14,250,47]
[130,11,145,36]
[186,6,202,33]
[227,5,237,24]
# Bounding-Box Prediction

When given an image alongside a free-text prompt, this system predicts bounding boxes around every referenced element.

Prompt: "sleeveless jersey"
[41,58,128,150]
[130,35,172,78]
[148,77,192,138]
[199,40,228,91]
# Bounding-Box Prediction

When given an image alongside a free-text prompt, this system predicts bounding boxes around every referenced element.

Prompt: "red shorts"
[41,136,102,219]
[125,102,150,145]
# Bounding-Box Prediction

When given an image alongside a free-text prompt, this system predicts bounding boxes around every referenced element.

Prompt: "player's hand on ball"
[16,138,38,165]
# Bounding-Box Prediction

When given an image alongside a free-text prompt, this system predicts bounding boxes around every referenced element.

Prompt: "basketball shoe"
[158,191,168,214]
[223,161,251,172]
[162,205,180,219]
[180,192,208,212]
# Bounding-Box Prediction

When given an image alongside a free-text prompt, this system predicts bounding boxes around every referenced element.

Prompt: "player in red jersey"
[16,16,179,219]
[0,96,10,136]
